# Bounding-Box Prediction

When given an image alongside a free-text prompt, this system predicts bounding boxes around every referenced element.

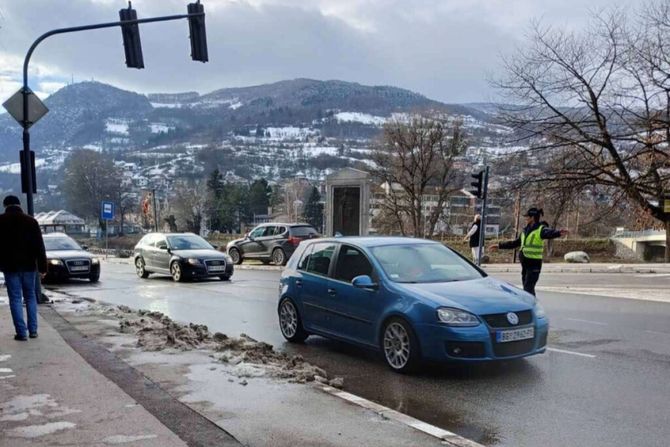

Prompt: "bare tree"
[496,5,670,261]
[371,116,466,238]
[169,181,206,234]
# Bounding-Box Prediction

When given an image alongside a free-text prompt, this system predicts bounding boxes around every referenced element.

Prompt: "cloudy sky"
[0,0,637,105]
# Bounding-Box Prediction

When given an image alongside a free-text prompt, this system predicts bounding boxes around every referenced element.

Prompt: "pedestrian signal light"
[119,2,145,69]
[187,1,208,62]
[470,170,484,199]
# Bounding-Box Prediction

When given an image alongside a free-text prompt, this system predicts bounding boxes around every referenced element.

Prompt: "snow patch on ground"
[264,127,319,140]
[150,102,183,109]
[334,112,387,126]
[5,421,76,438]
[105,119,130,135]
[149,123,173,134]
[102,434,159,444]
[0,159,46,174]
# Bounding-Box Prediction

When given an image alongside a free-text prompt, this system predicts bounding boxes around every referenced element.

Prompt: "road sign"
[2,88,49,128]
[101,201,115,220]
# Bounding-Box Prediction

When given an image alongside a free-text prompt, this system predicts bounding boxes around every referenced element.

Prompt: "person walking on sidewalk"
[0,195,47,341]
[489,207,567,296]
[463,214,482,262]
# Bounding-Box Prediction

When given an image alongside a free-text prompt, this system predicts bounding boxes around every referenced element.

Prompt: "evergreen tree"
[302,186,323,232]
[249,178,271,216]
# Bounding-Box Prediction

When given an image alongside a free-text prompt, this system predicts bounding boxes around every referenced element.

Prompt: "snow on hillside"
[150,123,174,134]
[334,112,387,126]
[105,119,130,135]
[264,127,319,140]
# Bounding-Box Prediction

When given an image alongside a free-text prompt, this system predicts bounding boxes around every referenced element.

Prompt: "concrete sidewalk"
[482,262,670,274]
[0,303,189,446]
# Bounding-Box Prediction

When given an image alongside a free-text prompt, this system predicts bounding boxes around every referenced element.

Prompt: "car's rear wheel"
[278,298,308,342]
[229,248,243,265]
[135,257,149,279]
[170,262,185,282]
[272,248,287,266]
[381,318,421,373]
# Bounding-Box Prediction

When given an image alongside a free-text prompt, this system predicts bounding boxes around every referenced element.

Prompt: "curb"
[316,385,485,447]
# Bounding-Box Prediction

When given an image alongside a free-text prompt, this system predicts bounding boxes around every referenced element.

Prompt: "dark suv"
[226,223,320,266]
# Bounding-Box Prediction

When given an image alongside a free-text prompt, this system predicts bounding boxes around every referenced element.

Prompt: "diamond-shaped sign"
[2,88,49,129]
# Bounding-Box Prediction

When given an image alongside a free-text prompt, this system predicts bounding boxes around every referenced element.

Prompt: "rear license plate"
[70,266,89,272]
[208,265,225,272]
[496,327,534,343]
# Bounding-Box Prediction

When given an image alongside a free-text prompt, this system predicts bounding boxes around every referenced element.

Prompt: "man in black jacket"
[0,196,47,341]
[490,207,567,296]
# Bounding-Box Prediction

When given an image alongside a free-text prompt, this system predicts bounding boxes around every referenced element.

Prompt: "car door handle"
[295,279,303,287]
[327,288,337,296]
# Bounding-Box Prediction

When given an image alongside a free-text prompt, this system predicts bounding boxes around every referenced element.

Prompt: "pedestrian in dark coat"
[490,207,567,296]
[0,195,47,340]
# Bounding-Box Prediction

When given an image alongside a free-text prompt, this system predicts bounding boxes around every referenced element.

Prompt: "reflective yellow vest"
[520,225,544,259]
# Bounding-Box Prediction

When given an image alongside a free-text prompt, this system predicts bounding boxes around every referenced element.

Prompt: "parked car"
[43,233,100,283]
[134,233,234,282]
[277,237,548,373]
[227,223,320,266]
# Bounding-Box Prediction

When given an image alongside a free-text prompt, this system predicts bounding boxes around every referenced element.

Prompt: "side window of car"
[305,243,336,276]
[297,245,314,271]
[250,227,265,238]
[156,237,168,250]
[263,226,278,237]
[277,226,287,237]
[334,245,373,283]
[144,235,158,247]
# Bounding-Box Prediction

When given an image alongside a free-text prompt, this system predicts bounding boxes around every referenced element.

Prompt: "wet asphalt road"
[47,263,670,447]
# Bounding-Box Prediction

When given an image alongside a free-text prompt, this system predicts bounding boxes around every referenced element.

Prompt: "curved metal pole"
[19,12,201,216]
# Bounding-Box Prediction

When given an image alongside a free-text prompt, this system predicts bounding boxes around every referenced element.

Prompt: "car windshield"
[167,235,213,250]
[44,237,81,251]
[371,243,484,283]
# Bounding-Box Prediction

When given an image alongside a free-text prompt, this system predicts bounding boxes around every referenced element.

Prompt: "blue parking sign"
[101,201,115,220]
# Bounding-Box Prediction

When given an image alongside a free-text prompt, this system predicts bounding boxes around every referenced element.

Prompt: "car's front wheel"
[170,262,185,282]
[272,248,287,266]
[381,318,421,373]
[135,257,149,279]
[229,248,243,265]
[219,275,231,281]
[278,298,308,342]
[89,273,100,283]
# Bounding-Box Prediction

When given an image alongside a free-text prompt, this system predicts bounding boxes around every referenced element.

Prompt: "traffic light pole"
[476,166,489,266]
[20,10,204,216]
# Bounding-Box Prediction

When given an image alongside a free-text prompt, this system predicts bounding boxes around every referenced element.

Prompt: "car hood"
[394,277,535,315]
[47,250,93,260]
[172,249,227,259]
[226,238,244,249]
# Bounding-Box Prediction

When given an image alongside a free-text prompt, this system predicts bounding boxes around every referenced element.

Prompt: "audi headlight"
[187,258,202,265]
[437,307,480,326]
[535,302,546,319]
[91,258,100,265]
[49,259,63,266]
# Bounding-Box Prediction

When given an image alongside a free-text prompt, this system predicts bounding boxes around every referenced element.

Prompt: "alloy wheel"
[279,300,298,338]
[171,263,182,282]
[135,258,146,278]
[273,249,286,265]
[383,322,411,370]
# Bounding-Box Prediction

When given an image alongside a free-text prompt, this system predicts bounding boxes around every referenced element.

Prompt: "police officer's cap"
[523,207,543,217]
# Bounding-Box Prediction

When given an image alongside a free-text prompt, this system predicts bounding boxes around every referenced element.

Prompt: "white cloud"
[0,0,644,103]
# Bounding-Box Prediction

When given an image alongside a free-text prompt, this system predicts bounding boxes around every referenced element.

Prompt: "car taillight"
[288,236,301,246]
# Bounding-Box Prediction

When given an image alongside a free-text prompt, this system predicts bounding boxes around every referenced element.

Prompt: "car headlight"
[534,302,546,319]
[187,258,202,265]
[437,307,480,326]
[91,258,100,265]
[49,259,63,266]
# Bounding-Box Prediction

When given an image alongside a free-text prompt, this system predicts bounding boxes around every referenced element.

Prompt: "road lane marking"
[635,274,670,278]
[565,318,608,326]
[537,287,670,303]
[645,330,670,336]
[317,385,485,447]
[547,347,596,358]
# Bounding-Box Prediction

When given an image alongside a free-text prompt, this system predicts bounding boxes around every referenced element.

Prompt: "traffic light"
[470,170,484,199]
[187,2,208,62]
[119,3,144,69]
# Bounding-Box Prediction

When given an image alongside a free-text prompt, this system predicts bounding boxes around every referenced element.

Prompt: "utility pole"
[476,166,490,266]
[5,2,209,216]
[513,190,521,263]
[152,188,158,232]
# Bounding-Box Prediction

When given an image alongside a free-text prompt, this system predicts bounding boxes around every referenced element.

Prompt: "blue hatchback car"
[278,237,548,372]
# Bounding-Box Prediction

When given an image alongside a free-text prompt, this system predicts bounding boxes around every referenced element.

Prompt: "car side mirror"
[212,244,219,250]
[352,275,378,290]
[81,245,89,251]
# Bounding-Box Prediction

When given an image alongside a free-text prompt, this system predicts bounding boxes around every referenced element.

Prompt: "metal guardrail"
[611,230,666,239]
